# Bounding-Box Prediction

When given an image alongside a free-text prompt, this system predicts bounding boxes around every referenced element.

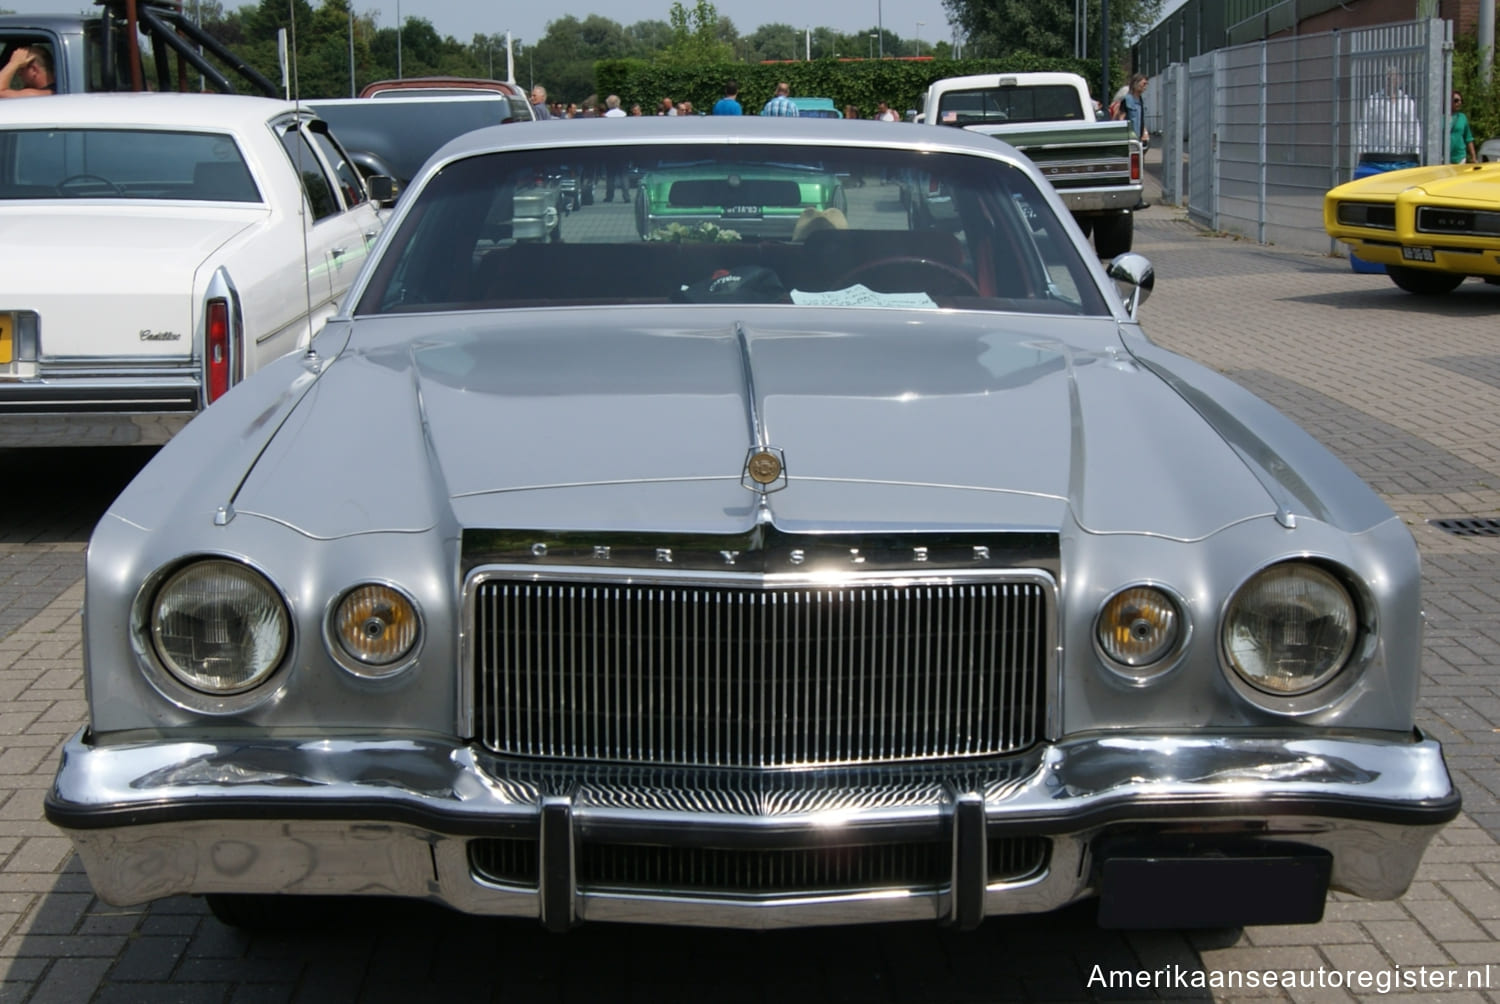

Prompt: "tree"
[744,23,802,63]
[626,20,675,58]
[662,0,733,66]
[943,0,1162,65]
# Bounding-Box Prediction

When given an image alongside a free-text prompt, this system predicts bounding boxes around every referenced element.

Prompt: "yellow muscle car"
[1324,161,1500,294]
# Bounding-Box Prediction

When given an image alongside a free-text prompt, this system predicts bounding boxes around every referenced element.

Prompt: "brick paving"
[0,182,1495,999]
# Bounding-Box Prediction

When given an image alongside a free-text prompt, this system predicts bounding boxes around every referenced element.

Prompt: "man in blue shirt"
[761,82,799,117]
[713,81,743,116]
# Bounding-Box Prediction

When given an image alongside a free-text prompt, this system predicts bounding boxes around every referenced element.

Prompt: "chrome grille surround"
[1416,204,1500,237]
[464,567,1056,769]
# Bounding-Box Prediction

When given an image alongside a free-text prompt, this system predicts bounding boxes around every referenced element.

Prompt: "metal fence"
[1152,18,1451,255]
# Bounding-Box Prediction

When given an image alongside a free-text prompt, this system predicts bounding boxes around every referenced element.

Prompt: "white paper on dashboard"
[789,285,937,308]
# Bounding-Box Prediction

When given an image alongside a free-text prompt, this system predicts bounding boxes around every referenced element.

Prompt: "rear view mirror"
[366,175,399,207]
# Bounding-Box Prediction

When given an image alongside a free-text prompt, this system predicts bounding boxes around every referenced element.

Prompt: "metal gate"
[1160,17,1450,255]
[1186,53,1216,228]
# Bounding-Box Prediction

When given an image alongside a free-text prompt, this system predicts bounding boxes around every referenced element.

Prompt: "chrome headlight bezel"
[1093,582,1191,685]
[133,555,294,715]
[323,580,424,679]
[1219,559,1368,709]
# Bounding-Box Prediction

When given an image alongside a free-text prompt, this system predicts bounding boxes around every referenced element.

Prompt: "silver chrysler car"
[46,118,1459,932]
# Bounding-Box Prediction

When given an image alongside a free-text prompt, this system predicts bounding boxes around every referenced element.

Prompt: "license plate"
[1401,246,1435,262]
[721,206,763,219]
[0,313,11,366]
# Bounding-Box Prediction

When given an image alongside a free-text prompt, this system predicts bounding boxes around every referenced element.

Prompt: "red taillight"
[1130,151,1142,183]
[206,298,230,403]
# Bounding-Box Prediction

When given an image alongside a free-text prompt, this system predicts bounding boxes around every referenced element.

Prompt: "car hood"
[0,207,262,356]
[1330,161,1500,201]
[234,310,1278,540]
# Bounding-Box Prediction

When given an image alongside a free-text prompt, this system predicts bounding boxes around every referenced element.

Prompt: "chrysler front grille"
[470,575,1051,768]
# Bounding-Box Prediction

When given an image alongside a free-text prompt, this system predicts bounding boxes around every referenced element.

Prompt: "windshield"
[356,142,1107,316]
[0,128,261,201]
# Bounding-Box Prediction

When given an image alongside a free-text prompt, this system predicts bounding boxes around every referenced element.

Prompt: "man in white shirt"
[1356,66,1422,168]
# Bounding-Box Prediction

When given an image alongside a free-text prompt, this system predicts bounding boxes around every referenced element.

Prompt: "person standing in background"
[1119,73,1149,148]
[761,82,799,117]
[530,85,552,120]
[713,81,742,116]
[1450,91,1477,164]
[1356,66,1422,169]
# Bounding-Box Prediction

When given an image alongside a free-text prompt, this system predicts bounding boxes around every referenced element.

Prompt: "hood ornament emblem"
[743,446,787,494]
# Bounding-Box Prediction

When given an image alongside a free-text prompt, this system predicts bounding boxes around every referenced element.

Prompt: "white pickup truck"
[920,72,1142,257]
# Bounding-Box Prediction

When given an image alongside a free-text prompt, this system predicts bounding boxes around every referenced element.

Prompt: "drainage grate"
[1429,517,1500,537]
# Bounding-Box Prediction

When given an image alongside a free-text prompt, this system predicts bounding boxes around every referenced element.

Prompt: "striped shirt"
[761,95,800,117]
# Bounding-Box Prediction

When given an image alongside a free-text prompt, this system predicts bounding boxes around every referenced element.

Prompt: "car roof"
[360,77,524,97]
[0,92,301,129]
[431,115,1018,160]
[929,72,1086,89]
[0,14,93,31]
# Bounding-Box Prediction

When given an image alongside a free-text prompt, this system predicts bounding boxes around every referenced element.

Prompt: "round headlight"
[1097,585,1182,672]
[330,584,420,676]
[151,560,289,694]
[1224,563,1356,696]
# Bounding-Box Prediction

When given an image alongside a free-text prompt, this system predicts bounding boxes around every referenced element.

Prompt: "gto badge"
[138,329,181,341]
[741,446,788,494]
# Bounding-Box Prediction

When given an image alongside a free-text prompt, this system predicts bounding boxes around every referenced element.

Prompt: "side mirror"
[366,174,399,207]
[1106,252,1154,316]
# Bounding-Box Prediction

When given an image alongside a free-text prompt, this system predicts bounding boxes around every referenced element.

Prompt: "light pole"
[915,20,924,56]
[396,0,402,79]
[878,0,883,57]
[347,4,355,96]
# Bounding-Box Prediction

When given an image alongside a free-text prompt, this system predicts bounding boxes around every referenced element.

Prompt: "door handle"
[331,246,348,257]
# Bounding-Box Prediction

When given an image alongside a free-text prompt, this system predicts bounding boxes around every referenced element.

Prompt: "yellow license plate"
[0,313,12,365]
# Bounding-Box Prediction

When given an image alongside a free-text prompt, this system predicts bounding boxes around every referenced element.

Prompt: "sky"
[354,0,961,51]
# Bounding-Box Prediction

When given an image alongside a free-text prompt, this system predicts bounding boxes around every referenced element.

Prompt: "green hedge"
[595,56,1116,120]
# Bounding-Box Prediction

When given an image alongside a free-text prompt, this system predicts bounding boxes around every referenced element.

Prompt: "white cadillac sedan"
[0,94,385,447]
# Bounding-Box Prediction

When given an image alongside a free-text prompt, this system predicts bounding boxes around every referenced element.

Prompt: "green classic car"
[634,161,847,240]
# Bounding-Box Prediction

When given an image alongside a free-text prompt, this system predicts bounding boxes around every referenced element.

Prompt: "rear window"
[936,85,1086,126]
[0,128,261,202]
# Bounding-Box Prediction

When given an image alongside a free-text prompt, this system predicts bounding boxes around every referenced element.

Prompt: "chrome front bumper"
[46,729,1459,930]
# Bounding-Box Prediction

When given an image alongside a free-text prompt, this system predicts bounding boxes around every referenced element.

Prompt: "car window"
[356,143,1105,317]
[0,127,261,201]
[936,85,1086,126]
[278,125,341,221]
[307,123,366,209]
